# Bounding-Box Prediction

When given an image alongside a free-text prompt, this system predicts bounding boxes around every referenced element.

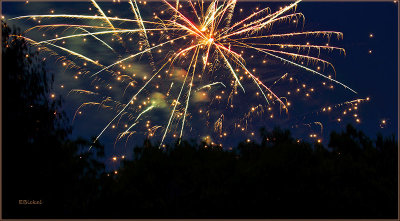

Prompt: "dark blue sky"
[297,2,398,138]
[2,1,398,167]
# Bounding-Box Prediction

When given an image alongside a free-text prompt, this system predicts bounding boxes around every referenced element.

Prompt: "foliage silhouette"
[91,126,397,219]
[2,21,105,218]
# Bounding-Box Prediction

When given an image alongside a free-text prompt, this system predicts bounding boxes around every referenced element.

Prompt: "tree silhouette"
[2,21,105,218]
[90,126,397,218]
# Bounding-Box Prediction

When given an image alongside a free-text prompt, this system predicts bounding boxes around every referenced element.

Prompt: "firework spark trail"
[241,44,357,94]
[90,0,130,46]
[220,0,236,30]
[18,36,102,68]
[271,73,288,87]
[228,37,343,79]
[195,82,226,91]
[90,0,115,30]
[293,122,323,135]
[221,6,271,36]
[208,0,235,31]
[24,24,115,51]
[244,43,346,56]
[160,45,202,146]
[10,14,155,23]
[73,102,103,122]
[179,47,200,140]
[187,0,201,24]
[33,29,177,45]
[76,27,115,51]
[90,35,189,77]
[68,89,98,96]
[343,98,369,105]
[229,12,305,39]
[24,24,120,35]
[218,0,301,40]
[244,104,264,119]
[89,61,170,150]
[216,46,245,92]
[236,31,344,42]
[239,44,338,71]
[315,122,323,134]
[214,114,224,134]
[216,42,280,107]
[118,105,155,141]
[128,0,157,71]
[159,63,190,148]
[291,97,370,129]
[225,49,283,107]
[179,70,195,140]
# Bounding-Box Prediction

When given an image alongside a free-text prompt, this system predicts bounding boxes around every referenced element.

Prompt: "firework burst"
[9,0,363,151]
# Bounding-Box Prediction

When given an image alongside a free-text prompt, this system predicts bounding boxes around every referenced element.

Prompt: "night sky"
[2,1,398,168]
